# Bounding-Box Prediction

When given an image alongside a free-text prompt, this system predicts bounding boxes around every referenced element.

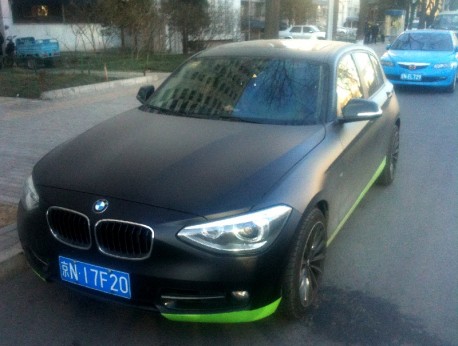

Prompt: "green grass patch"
[60,51,189,73]
[0,52,189,99]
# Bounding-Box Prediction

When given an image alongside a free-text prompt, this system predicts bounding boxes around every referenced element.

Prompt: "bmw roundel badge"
[93,199,109,213]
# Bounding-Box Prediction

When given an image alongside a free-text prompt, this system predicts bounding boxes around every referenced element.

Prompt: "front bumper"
[17,188,301,322]
[384,67,456,88]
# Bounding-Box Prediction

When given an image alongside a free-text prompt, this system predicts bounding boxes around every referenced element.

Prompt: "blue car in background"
[380,30,458,92]
[15,36,60,69]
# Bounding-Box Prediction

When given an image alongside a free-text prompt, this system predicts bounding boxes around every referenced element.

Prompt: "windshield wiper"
[143,105,264,124]
[216,115,264,124]
[143,105,181,116]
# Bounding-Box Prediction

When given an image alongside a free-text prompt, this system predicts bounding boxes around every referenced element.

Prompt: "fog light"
[231,291,250,303]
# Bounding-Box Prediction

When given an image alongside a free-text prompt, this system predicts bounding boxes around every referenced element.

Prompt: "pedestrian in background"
[371,24,379,44]
[380,23,385,43]
[364,22,371,44]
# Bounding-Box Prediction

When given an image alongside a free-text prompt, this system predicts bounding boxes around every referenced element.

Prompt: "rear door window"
[353,52,384,97]
[336,54,363,115]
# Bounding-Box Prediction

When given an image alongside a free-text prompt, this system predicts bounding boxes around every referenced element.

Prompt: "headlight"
[433,63,452,69]
[21,175,40,210]
[178,205,292,254]
[380,59,394,67]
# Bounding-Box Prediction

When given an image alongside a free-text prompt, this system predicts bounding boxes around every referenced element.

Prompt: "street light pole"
[248,0,251,40]
[327,0,334,40]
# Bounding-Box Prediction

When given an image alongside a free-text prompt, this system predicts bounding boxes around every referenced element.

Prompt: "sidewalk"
[0,223,25,279]
[0,41,389,280]
[0,71,169,280]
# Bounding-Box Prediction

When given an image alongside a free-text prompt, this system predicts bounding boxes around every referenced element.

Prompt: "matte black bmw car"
[18,40,400,323]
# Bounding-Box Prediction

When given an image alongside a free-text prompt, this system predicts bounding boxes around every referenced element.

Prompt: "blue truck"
[15,36,60,68]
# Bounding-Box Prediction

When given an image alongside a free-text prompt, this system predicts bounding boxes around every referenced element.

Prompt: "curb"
[40,72,169,100]
[0,224,26,280]
[0,249,26,280]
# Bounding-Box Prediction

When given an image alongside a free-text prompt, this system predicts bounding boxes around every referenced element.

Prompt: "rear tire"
[281,208,327,319]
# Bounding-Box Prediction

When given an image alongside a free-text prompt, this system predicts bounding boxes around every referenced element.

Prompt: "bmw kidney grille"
[46,207,153,259]
[47,207,91,250]
[95,220,154,260]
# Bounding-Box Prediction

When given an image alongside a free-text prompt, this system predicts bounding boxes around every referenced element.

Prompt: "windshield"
[391,32,453,51]
[146,57,326,125]
[431,14,458,31]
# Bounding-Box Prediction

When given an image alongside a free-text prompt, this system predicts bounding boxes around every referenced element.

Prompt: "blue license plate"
[401,73,422,81]
[59,256,131,299]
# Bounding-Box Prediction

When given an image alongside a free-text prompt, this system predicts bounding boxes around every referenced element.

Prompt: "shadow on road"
[306,286,447,345]
[0,270,450,345]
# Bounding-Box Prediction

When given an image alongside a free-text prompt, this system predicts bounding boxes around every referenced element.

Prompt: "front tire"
[446,72,456,93]
[378,124,400,186]
[281,208,327,319]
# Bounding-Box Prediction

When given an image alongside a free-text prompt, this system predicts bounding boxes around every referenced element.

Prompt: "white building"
[339,0,359,28]
[1,0,359,53]
[0,0,120,52]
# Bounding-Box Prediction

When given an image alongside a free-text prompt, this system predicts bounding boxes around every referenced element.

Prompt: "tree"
[357,0,370,40]
[369,0,444,31]
[96,0,163,53]
[161,0,210,54]
[280,0,315,26]
[418,0,442,27]
[264,0,280,38]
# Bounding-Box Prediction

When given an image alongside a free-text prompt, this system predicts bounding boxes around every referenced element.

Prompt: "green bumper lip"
[161,298,281,323]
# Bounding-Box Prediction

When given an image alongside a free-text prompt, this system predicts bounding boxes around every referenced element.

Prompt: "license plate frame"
[400,73,422,81]
[59,256,131,299]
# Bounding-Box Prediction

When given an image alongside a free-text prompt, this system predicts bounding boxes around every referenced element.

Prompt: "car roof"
[196,39,369,63]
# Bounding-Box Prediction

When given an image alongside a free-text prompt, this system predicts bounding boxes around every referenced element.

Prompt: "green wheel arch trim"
[162,297,282,323]
[327,157,386,246]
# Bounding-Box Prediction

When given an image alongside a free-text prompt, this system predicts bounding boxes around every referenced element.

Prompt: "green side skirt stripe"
[161,158,386,323]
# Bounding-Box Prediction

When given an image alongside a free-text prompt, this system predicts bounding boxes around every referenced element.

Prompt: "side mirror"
[136,85,155,104]
[340,99,382,123]
[386,44,391,50]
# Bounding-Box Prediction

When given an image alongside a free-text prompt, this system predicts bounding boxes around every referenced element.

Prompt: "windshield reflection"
[391,32,453,51]
[147,57,326,125]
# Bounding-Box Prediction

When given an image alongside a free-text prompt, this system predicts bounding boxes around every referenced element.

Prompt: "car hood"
[385,49,455,63]
[34,109,325,217]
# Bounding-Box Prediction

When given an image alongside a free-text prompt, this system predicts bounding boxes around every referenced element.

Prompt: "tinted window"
[431,14,458,31]
[353,52,384,97]
[147,57,326,125]
[391,32,453,51]
[291,27,302,33]
[336,55,363,115]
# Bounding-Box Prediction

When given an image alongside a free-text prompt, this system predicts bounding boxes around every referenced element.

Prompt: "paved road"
[323,87,458,345]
